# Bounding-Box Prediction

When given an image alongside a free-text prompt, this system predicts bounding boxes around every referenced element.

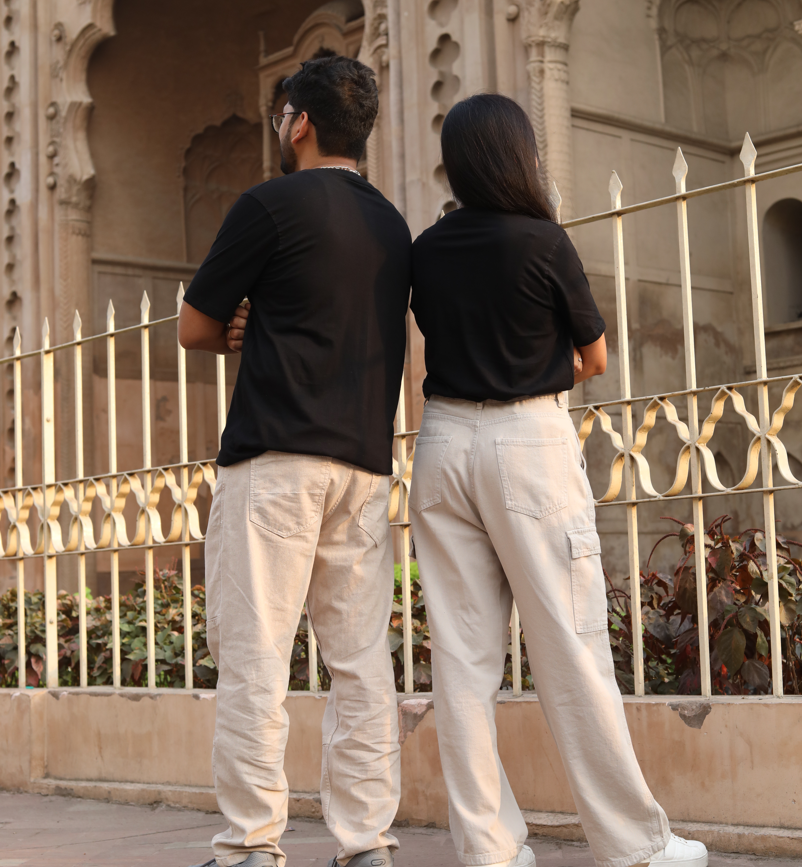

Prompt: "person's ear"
[291,112,312,146]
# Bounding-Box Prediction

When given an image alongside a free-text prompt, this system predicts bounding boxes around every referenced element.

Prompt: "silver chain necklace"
[315,165,362,176]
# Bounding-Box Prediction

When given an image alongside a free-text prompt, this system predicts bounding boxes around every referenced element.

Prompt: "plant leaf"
[642,609,673,644]
[675,566,697,616]
[756,628,768,657]
[716,626,746,675]
[740,658,770,690]
[737,606,760,633]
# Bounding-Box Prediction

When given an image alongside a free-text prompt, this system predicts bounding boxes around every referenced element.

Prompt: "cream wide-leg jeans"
[409,395,670,867]
[204,451,401,867]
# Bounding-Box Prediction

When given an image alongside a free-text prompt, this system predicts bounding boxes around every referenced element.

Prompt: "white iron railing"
[2,133,801,698]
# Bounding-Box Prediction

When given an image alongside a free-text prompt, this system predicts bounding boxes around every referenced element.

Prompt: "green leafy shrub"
[609,516,802,695]
[390,563,431,690]
[0,564,431,692]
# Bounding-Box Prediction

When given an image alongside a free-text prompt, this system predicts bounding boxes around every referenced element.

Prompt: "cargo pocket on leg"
[567,527,607,634]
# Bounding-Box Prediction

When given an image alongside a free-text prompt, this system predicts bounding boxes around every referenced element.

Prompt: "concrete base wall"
[2,689,801,855]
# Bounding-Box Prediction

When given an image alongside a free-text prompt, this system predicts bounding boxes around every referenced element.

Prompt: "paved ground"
[0,793,800,867]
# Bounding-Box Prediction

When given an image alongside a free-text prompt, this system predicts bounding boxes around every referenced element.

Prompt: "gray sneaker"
[327,847,394,867]
[190,855,277,867]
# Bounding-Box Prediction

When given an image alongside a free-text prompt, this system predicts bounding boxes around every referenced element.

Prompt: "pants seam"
[323,465,354,520]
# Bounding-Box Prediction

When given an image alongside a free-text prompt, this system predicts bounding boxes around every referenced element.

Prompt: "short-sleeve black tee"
[411,208,605,402]
[184,169,412,475]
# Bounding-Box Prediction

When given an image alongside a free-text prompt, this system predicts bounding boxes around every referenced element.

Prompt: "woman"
[408,94,706,867]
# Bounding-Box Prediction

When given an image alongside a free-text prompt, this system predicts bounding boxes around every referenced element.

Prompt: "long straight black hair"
[441,93,555,223]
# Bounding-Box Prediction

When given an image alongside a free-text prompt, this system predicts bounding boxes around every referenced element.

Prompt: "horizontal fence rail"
[2,134,801,699]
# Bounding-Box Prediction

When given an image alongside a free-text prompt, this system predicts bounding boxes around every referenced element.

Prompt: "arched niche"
[700,52,759,139]
[183,116,263,265]
[662,46,696,131]
[763,198,802,325]
[258,0,365,180]
[767,40,802,129]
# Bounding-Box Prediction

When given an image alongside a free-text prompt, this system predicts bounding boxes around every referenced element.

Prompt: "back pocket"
[249,452,331,537]
[495,438,568,519]
[409,436,452,512]
[568,527,607,633]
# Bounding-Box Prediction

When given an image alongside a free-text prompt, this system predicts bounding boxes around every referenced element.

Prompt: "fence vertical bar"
[740,134,783,696]
[216,355,226,450]
[13,328,25,686]
[41,319,58,687]
[107,301,122,688]
[177,284,194,689]
[673,150,712,698]
[140,292,157,688]
[307,607,319,692]
[396,376,414,693]
[511,602,522,696]
[73,312,88,688]
[609,172,644,696]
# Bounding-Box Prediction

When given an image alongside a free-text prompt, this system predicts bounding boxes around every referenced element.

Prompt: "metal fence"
[3,133,802,698]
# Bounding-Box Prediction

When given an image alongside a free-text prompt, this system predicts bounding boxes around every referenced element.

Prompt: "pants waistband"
[424,392,568,421]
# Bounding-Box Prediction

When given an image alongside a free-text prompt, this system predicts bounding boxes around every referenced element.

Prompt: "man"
[179,55,411,867]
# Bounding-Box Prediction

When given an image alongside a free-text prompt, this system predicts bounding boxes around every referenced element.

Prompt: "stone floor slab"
[0,793,799,867]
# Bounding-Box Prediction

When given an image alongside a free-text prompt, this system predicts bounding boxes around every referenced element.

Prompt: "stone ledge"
[522,811,802,858]
[25,778,323,819]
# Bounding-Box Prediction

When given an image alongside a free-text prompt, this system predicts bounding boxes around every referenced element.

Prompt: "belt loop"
[556,392,565,409]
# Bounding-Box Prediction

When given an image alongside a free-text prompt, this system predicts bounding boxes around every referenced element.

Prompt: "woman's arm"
[573,333,606,384]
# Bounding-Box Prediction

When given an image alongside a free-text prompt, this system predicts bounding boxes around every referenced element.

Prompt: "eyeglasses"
[270,112,302,133]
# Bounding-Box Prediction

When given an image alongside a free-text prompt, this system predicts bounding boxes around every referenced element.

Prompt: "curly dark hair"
[282,54,378,162]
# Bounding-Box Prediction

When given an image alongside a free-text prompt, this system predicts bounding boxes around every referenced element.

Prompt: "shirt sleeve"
[183,192,280,323]
[548,231,606,347]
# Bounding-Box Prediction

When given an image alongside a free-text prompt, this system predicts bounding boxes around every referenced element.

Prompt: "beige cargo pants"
[409,394,670,867]
[204,452,400,867]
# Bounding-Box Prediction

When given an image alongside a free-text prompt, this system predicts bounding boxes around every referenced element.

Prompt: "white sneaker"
[637,834,708,867]
[484,844,536,867]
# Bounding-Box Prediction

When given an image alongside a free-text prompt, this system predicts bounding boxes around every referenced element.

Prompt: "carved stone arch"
[183,116,264,265]
[258,1,366,180]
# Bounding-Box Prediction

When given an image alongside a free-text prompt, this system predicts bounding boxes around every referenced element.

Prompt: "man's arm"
[573,333,607,384]
[178,300,250,354]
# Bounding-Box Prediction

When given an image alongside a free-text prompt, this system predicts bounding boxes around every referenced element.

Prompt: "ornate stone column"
[359,0,389,192]
[522,0,580,220]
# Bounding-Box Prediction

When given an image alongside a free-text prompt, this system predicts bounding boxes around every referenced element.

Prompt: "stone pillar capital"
[522,0,581,52]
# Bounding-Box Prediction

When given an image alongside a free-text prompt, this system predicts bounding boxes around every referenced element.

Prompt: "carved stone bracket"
[50,0,115,213]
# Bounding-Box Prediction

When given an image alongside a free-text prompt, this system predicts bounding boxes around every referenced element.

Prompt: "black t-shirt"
[184,169,412,475]
[411,208,605,402]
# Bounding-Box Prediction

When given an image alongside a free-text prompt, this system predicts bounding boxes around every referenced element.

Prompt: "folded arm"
[178,300,250,354]
[573,333,607,384]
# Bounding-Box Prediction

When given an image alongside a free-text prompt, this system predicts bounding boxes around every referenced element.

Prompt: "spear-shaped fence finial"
[73,309,82,340]
[106,299,116,332]
[740,132,757,178]
[672,147,689,194]
[609,171,623,209]
[550,180,562,224]
[140,290,151,322]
